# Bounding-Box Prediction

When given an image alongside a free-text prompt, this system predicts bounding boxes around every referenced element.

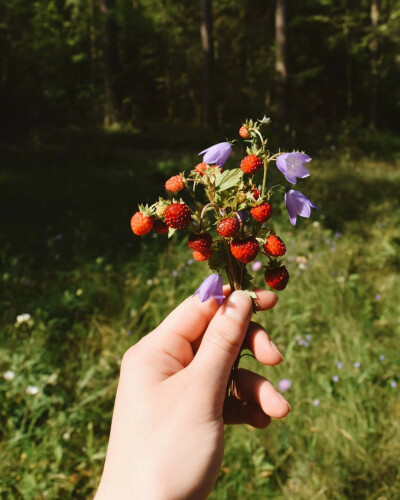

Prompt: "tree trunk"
[369,0,379,130]
[200,0,216,127]
[275,0,287,130]
[100,0,119,126]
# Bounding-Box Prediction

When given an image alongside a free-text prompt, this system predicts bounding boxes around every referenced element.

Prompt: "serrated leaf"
[215,168,243,192]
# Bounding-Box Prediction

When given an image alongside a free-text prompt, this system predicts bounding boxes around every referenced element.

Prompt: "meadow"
[0,138,399,499]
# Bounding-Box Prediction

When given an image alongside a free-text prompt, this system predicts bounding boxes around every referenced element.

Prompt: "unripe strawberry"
[250,202,272,223]
[240,155,263,175]
[164,203,191,229]
[130,212,154,236]
[153,218,169,235]
[264,235,286,256]
[195,162,208,176]
[216,217,240,238]
[188,232,212,252]
[265,266,289,291]
[239,125,250,139]
[193,249,212,261]
[230,237,260,263]
[165,174,184,192]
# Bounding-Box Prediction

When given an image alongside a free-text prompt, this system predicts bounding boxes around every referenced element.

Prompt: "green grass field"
[0,143,399,499]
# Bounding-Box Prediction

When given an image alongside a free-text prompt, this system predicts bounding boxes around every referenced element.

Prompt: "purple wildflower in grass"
[285,190,318,226]
[354,361,361,369]
[313,399,320,407]
[306,334,312,341]
[375,294,382,301]
[172,270,179,277]
[187,258,194,266]
[193,274,225,305]
[252,261,262,272]
[278,379,291,392]
[336,361,343,369]
[276,152,311,185]
[332,375,340,383]
[390,381,397,388]
[199,142,232,167]
[379,354,385,362]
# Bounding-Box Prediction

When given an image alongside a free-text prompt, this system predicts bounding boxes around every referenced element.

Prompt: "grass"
[0,143,399,499]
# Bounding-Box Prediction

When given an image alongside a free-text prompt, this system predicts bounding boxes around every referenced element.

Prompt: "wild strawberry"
[253,187,260,200]
[193,249,212,261]
[165,174,184,192]
[239,125,250,139]
[250,202,272,223]
[265,266,289,291]
[230,237,260,263]
[195,162,208,175]
[240,155,263,175]
[216,217,240,238]
[264,235,286,256]
[188,232,212,252]
[130,212,154,236]
[153,218,169,235]
[164,202,192,229]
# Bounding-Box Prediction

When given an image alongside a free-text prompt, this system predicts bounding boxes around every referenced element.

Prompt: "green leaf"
[215,168,243,192]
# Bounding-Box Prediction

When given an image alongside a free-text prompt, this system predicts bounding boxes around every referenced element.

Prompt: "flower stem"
[262,158,269,198]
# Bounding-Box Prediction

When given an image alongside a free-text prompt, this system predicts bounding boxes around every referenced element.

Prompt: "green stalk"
[261,157,269,198]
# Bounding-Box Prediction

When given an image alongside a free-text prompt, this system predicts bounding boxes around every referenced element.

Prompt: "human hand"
[95,288,290,500]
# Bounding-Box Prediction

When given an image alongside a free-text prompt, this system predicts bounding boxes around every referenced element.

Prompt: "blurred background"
[0,1,399,499]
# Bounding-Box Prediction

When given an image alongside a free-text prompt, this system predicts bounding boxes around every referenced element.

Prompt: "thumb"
[191,290,253,391]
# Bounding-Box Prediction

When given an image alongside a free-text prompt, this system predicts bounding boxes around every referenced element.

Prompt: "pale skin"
[95,287,290,500]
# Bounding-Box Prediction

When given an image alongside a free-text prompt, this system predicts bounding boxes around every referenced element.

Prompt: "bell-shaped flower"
[285,189,318,226]
[199,142,232,166]
[193,274,225,305]
[276,152,311,185]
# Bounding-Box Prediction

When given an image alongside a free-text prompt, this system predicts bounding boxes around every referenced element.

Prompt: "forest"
[1,0,399,144]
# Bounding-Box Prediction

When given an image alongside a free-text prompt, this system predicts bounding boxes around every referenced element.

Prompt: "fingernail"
[224,291,252,322]
[270,340,283,359]
[276,392,291,409]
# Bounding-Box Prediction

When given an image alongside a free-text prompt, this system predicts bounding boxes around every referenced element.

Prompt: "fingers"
[244,322,283,366]
[252,288,279,311]
[191,291,253,389]
[223,397,271,428]
[234,368,291,419]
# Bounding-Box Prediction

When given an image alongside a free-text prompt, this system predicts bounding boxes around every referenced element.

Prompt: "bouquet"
[130,116,317,302]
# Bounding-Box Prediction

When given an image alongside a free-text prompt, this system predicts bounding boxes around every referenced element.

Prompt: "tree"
[200,0,216,126]
[275,0,287,129]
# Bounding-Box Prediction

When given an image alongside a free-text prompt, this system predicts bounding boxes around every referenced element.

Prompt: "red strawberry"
[164,203,191,229]
[265,266,289,291]
[130,212,154,236]
[250,202,272,223]
[153,218,169,235]
[240,155,263,175]
[188,232,212,252]
[230,237,260,263]
[195,162,208,175]
[253,187,260,200]
[239,126,250,139]
[165,174,184,192]
[264,235,286,256]
[193,249,212,262]
[216,217,240,238]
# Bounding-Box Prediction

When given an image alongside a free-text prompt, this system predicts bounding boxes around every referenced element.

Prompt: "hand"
[95,288,290,500]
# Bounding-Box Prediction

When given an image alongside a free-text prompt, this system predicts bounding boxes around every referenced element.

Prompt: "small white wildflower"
[75,288,83,297]
[298,262,307,271]
[26,385,39,395]
[146,279,153,286]
[312,221,320,227]
[337,276,345,284]
[3,370,15,381]
[62,432,71,440]
[16,313,31,324]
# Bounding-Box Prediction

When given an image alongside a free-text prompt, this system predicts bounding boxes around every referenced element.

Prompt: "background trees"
[0,0,399,139]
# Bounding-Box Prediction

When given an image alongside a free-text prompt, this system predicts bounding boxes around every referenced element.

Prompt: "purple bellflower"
[199,142,232,166]
[276,152,311,185]
[278,379,291,392]
[193,274,225,305]
[285,189,318,226]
